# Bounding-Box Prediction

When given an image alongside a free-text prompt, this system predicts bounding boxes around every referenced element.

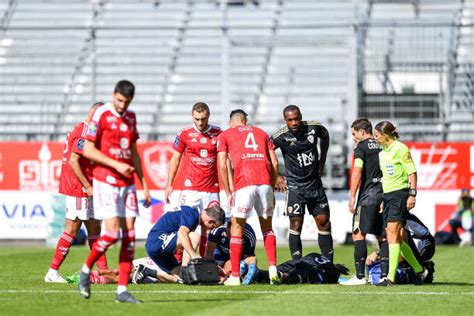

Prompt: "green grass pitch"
[0,244,472,316]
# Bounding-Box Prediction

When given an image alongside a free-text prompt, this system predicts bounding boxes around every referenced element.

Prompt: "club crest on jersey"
[120,123,128,132]
[120,138,129,149]
[307,135,314,143]
[87,122,98,137]
[200,149,208,158]
[76,139,85,151]
[200,138,207,144]
[386,164,394,175]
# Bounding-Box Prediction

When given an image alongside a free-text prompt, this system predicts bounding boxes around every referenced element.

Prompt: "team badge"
[87,122,98,137]
[386,164,394,176]
[308,135,314,143]
[200,149,208,158]
[120,123,128,132]
[403,152,412,163]
[120,138,129,149]
[200,138,207,144]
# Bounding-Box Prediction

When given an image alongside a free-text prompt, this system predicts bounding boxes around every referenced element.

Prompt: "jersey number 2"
[244,132,258,151]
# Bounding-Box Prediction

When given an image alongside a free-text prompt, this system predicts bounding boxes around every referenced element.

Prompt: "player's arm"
[407,172,417,210]
[269,149,279,188]
[318,126,330,176]
[83,140,135,177]
[165,151,182,204]
[178,226,198,259]
[69,151,93,196]
[131,143,151,207]
[205,240,217,260]
[226,157,234,193]
[218,151,233,207]
[349,164,363,214]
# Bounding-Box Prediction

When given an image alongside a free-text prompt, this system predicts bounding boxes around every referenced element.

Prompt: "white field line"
[0,289,473,296]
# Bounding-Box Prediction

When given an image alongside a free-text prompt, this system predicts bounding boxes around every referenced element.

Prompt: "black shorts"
[284,188,330,217]
[352,203,383,235]
[383,189,409,227]
[408,235,436,263]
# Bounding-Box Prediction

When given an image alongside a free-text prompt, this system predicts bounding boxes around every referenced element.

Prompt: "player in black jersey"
[271,105,333,262]
[254,252,349,284]
[341,118,385,286]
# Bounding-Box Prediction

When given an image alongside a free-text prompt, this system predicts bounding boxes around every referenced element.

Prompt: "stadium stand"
[0,0,473,188]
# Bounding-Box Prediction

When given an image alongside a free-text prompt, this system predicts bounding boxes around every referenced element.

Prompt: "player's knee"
[317,219,331,232]
[289,217,303,231]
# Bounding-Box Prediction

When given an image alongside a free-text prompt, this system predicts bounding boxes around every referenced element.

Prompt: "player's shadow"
[145,298,242,303]
[431,282,474,287]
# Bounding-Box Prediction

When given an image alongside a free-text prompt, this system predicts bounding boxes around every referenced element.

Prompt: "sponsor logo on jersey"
[200,149,208,158]
[106,116,117,123]
[189,133,199,137]
[184,179,192,187]
[120,123,128,132]
[241,153,264,160]
[120,138,129,149]
[386,164,394,175]
[285,137,297,142]
[87,122,98,137]
[76,139,85,151]
[297,152,314,167]
[106,175,117,185]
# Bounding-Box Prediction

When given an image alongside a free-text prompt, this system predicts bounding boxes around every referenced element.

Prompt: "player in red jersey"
[78,80,151,304]
[217,109,280,285]
[165,102,222,256]
[44,102,108,283]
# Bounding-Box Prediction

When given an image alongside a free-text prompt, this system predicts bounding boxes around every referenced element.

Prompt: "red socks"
[230,236,243,277]
[263,230,277,266]
[199,234,208,257]
[50,232,74,270]
[88,235,109,270]
[85,231,119,269]
[118,230,135,286]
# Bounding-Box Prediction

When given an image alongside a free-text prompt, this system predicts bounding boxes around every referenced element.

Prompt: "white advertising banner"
[0,190,461,241]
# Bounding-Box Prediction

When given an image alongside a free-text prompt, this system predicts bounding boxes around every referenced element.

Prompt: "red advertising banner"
[406,142,474,190]
[1,141,473,191]
[0,142,186,191]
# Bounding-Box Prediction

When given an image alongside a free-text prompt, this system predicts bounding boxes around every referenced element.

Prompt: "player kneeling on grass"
[206,221,258,285]
[132,205,225,284]
[250,252,348,285]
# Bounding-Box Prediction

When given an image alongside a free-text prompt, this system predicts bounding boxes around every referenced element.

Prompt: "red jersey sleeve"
[266,133,275,150]
[173,130,186,153]
[217,133,228,153]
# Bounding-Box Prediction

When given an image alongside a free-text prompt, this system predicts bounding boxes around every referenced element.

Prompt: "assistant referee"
[373,121,427,286]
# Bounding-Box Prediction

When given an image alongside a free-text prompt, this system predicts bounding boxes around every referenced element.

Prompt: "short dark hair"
[351,118,373,134]
[203,206,226,226]
[229,109,248,120]
[91,101,104,109]
[374,121,399,139]
[114,80,135,99]
[283,104,301,117]
[192,102,210,114]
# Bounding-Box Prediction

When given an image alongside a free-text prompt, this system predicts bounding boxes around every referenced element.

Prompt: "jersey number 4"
[244,132,258,151]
